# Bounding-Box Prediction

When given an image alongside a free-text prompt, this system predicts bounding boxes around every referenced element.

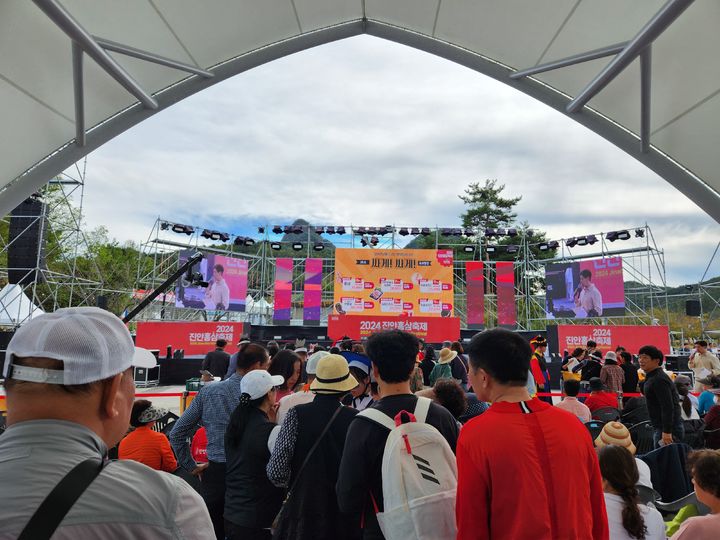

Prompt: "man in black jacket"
[336,330,460,540]
[638,344,683,448]
[202,339,230,379]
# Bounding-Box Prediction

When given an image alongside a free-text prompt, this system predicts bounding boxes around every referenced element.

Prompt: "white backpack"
[358,396,458,540]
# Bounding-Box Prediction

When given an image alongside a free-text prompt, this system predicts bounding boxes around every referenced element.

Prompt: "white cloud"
[72,35,719,286]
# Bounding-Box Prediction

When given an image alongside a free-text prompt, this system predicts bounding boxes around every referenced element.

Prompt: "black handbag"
[272,405,343,537]
[18,458,104,540]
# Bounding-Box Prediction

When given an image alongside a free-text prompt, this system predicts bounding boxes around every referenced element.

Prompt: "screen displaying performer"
[545,257,625,319]
[175,250,248,312]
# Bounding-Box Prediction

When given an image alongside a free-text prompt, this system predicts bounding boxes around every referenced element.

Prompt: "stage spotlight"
[538,242,550,251]
[463,245,475,253]
[201,229,213,239]
[160,221,170,231]
[411,227,420,235]
[398,227,409,236]
[244,238,255,247]
[258,226,265,234]
[172,224,194,235]
[506,245,519,254]
[463,228,474,237]
[576,237,588,246]
[525,229,535,237]
[293,225,303,235]
[566,237,578,248]
[441,228,451,236]
[606,231,619,242]
[548,240,559,249]
[313,242,324,251]
[315,226,325,234]
[360,237,368,247]
[507,228,518,237]
[234,236,245,246]
[219,232,230,242]
[336,226,346,235]
[283,225,292,234]
[453,228,463,236]
[292,242,303,251]
[421,228,431,236]
[586,235,598,245]
[370,236,379,246]
[496,228,506,236]
[326,226,335,234]
[484,228,496,237]
[272,225,283,234]
[618,230,631,240]
[368,227,378,236]
[270,242,282,250]
[485,245,496,253]
[357,226,367,235]
[635,228,645,238]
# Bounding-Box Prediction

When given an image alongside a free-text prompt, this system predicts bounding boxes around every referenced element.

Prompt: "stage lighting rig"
[336,226,346,235]
[283,226,293,234]
[566,237,578,248]
[272,225,283,234]
[411,227,420,235]
[292,242,303,251]
[244,238,255,246]
[172,223,194,235]
[635,228,645,238]
[485,245,496,253]
[506,245,519,254]
[586,235,598,245]
[370,236,379,246]
[463,245,475,253]
[160,221,170,231]
[270,242,282,250]
[506,228,518,237]
[484,228,496,237]
[326,226,335,234]
[313,242,325,251]
[398,228,410,236]
[576,237,588,246]
[420,228,431,236]
[356,226,367,235]
[293,225,303,235]
[258,226,265,234]
[463,228,474,237]
[315,226,325,234]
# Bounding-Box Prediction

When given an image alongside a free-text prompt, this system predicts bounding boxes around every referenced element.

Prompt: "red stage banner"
[496,261,517,326]
[328,314,460,342]
[556,325,671,356]
[135,321,248,356]
[273,258,293,324]
[466,261,485,328]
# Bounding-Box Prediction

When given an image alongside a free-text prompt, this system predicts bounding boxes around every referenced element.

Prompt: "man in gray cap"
[0,307,213,539]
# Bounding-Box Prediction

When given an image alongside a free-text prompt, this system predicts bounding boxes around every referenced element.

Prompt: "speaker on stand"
[686,299,701,317]
[7,197,47,286]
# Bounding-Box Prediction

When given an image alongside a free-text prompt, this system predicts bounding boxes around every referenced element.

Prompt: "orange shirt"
[119,425,178,473]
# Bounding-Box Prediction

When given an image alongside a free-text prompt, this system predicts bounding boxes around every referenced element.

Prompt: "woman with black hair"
[419,345,437,387]
[224,370,285,540]
[597,444,665,540]
[269,350,302,400]
[119,400,177,472]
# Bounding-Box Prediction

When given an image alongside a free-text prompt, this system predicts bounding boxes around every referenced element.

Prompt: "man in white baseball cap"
[0,307,214,539]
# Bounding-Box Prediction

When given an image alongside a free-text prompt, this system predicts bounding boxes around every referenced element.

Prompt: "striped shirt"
[169,373,243,471]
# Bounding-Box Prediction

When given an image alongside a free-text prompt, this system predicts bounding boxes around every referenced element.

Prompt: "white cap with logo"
[240,370,284,400]
[3,307,157,385]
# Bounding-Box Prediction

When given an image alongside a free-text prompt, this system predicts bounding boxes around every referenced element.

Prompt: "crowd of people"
[1,307,720,539]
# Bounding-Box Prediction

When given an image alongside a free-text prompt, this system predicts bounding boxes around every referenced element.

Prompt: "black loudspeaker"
[686,299,701,317]
[96,295,108,310]
[7,198,47,285]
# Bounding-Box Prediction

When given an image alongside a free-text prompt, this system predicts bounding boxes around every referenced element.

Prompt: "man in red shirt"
[584,377,619,413]
[456,328,608,540]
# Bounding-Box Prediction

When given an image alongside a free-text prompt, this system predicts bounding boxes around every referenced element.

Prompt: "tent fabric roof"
[0,284,44,326]
[1,1,719,222]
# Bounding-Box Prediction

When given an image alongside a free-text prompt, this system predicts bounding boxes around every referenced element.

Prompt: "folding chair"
[628,421,655,456]
[584,420,605,441]
[592,407,621,423]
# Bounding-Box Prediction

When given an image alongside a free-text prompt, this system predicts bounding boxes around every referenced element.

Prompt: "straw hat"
[310,354,358,394]
[438,348,458,365]
[595,421,636,455]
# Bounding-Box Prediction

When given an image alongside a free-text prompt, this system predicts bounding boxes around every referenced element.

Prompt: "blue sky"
[72,35,719,286]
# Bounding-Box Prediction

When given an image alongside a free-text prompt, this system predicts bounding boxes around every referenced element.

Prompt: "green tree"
[459,179,520,230]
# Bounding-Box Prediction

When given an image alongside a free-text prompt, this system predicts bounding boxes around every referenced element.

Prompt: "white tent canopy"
[1,1,719,222]
[0,284,44,326]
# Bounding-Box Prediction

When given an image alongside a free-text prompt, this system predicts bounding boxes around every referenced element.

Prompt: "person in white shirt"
[342,360,374,411]
[204,264,231,310]
[597,444,665,540]
[595,422,653,490]
[689,340,720,392]
[575,269,603,317]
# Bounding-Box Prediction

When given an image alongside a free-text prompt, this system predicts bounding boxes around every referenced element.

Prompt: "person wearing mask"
[343,360,374,411]
[337,330,460,540]
[224,370,285,540]
[268,349,302,400]
[456,328,607,540]
[267,355,360,540]
[202,339,231,379]
[585,377,619,413]
[419,345,436,387]
[119,400,177,473]
[638,345,683,448]
[597,444,665,540]
[0,307,213,539]
[600,351,625,394]
[170,343,270,539]
[689,340,720,392]
[670,450,720,539]
[555,378,592,423]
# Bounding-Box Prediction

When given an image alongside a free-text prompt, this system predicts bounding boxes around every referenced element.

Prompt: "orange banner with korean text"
[333,248,454,317]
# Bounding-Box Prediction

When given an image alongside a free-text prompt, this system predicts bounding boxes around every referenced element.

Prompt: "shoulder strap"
[19,458,103,540]
[286,405,343,497]
[414,396,432,423]
[358,407,395,431]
